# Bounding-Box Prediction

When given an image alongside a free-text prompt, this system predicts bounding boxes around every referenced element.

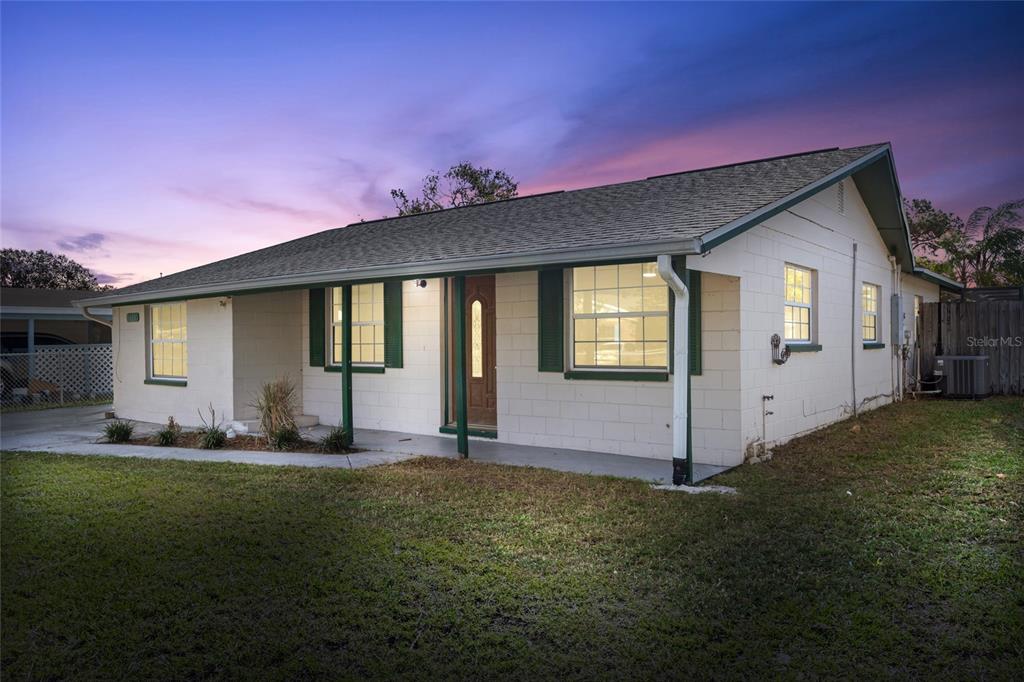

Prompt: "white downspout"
[657,255,689,484]
[851,243,858,418]
[79,305,113,329]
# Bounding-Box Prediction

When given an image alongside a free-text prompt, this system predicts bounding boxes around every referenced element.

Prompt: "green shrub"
[154,416,182,447]
[197,404,227,450]
[317,425,352,453]
[250,377,297,447]
[103,419,134,443]
[268,426,303,451]
[199,428,227,450]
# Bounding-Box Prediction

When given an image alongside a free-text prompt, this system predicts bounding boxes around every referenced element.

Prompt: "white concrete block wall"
[300,279,443,434]
[690,273,742,465]
[231,290,304,421]
[112,298,234,426]
[494,270,740,464]
[699,178,941,456]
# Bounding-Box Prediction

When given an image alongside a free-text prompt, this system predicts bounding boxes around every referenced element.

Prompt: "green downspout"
[452,275,469,457]
[341,284,354,441]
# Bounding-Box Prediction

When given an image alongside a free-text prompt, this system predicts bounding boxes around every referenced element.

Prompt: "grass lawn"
[2,398,1022,679]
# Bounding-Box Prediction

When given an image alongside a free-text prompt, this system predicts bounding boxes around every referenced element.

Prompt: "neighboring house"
[961,286,1023,302]
[75,144,961,483]
[1,288,113,405]
[0,288,112,352]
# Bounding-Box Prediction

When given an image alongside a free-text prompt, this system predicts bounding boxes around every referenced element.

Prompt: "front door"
[449,275,497,427]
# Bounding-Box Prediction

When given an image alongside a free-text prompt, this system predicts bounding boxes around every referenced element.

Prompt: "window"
[471,299,483,378]
[149,302,187,379]
[862,283,880,341]
[784,264,814,343]
[571,262,668,369]
[331,283,384,365]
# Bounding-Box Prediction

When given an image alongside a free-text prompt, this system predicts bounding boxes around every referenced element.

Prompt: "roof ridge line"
[346,189,566,227]
[645,147,842,180]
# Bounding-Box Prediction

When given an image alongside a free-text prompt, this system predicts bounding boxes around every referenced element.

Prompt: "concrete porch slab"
[1,405,733,485]
[307,425,732,484]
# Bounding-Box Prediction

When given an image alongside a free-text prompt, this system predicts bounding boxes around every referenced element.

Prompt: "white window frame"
[862,282,880,342]
[329,283,385,366]
[148,302,188,381]
[783,263,816,344]
[566,263,670,372]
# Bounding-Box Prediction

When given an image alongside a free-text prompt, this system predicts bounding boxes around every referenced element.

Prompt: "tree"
[904,198,964,256]
[962,200,1024,286]
[390,162,518,216]
[0,249,107,290]
[906,198,1024,286]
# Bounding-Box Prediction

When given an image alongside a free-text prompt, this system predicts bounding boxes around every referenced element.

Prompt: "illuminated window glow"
[784,264,814,343]
[150,302,187,379]
[571,262,668,369]
[332,283,384,364]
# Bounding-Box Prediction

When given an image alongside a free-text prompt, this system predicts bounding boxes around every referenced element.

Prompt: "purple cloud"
[55,232,106,252]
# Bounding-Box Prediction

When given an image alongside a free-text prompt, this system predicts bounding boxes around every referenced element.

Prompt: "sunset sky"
[2,1,1022,287]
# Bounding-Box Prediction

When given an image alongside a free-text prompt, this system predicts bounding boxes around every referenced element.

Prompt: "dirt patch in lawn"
[127,432,359,455]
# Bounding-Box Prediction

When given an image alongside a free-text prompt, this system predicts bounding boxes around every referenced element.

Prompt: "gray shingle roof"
[97,144,888,303]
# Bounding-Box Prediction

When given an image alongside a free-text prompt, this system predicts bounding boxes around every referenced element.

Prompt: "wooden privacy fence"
[919,301,1024,395]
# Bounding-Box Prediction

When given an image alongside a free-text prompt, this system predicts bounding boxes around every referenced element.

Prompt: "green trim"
[787,343,823,353]
[668,259,702,376]
[340,285,354,438]
[383,280,404,368]
[537,268,564,372]
[308,288,325,367]
[439,425,497,439]
[144,378,187,387]
[863,342,886,349]
[700,146,890,252]
[564,370,669,382]
[325,365,385,374]
[452,275,469,457]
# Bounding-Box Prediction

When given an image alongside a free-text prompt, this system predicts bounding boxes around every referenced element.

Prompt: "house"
[1,288,113,406]
[75,143,961,483]
[1,288,112,353]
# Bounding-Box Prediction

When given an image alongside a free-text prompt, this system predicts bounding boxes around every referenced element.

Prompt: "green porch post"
[452,275,469,457]
[341,284,354,441]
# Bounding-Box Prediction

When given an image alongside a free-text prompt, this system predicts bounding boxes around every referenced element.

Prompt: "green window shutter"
[669,260,702,376]
[687,270,702,376]
[308,287,325,367]
[383,280,403,368]
[537,269,564,372]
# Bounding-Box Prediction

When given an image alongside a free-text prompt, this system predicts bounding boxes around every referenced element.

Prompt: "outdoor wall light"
[415,279,428,288]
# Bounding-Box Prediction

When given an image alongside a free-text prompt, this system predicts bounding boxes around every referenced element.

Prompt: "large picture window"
[331,283,384,365]
[149,302,187,379]
[862,283,880,341]
[784,264,814,343]
[571,263,668,369]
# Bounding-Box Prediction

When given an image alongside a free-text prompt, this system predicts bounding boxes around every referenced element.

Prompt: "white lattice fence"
[1,344,113,407]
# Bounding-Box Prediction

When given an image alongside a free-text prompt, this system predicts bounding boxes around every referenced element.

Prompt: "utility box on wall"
[890,294,904,347]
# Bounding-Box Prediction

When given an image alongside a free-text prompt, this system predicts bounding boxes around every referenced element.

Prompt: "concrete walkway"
[1,404,732,483]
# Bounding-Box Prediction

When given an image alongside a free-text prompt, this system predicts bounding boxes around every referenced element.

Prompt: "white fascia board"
[73,238,702,307]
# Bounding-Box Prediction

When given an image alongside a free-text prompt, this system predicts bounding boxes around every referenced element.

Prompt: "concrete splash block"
[651,483,737,495]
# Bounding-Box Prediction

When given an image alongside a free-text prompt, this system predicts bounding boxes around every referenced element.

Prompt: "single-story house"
[76,143,961,483]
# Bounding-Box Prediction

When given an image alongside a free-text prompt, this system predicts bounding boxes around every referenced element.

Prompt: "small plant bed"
[126,431,359,455]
